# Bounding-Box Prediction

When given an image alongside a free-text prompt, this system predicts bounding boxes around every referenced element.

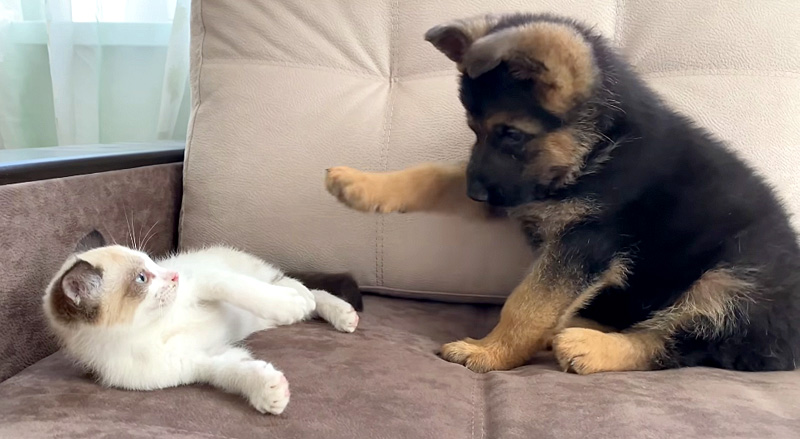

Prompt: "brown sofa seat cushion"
[1,296,798,438]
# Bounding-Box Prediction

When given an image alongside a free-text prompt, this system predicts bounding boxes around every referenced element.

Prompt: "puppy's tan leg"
[553,328,665,374]
[325,163,486,216]
[552,267,754,374]
[440,269,574,373]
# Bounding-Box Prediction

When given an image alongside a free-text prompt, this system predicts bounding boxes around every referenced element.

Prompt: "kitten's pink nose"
[167,271,179,283]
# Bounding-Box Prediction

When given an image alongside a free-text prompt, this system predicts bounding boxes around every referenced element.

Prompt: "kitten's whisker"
[141,221,160,253]
[123,208,135,249]
[136,217,146,251]
[102,224,119,245]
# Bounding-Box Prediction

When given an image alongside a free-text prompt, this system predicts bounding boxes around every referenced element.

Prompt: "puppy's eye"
[502,127,526,144]
[135,272,148,284]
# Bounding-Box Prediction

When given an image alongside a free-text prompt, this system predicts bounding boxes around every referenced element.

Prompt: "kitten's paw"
[330,307,359,333]
[246,361,290,415]
[316,294,359,333]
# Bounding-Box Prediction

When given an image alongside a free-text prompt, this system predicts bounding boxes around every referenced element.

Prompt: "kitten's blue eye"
[135,272,147,284]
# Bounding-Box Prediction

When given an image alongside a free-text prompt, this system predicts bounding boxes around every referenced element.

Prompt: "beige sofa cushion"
[181,0,800,302]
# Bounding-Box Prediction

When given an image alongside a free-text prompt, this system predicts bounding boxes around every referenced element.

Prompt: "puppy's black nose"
[467,181,489,202]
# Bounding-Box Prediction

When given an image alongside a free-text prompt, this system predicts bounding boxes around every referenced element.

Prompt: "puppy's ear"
[461,29,521,78]
[463,22,598,116]
[424,14,499,63]
[75,229,106,253]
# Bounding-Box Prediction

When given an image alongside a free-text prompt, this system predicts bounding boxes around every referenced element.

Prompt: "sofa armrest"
[0,143,183,382]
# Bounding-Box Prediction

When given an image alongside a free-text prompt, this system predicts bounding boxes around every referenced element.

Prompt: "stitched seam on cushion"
[199,61,800,82]
[641,69,800,79]
[202,58,382,79]
[25,419,235,439]
[479,374,488,439]
[376,0,398,287]
[202,60,458,82]
[469,375,477,439]
[470,374,487,439]
[178,0,207,249]
[613,0,623,47]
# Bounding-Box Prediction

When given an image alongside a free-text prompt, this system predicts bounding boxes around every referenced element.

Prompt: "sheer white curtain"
[0,0,190,149]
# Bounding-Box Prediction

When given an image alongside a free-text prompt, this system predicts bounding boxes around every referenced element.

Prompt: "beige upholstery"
[181,0,800,302]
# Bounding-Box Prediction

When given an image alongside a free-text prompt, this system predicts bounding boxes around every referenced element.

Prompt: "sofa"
[2,0,799,437]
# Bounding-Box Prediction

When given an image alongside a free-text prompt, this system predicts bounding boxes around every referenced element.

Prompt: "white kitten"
[43,230,359,415]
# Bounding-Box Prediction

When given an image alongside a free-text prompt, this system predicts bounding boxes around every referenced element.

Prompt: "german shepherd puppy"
[324,13,800,374]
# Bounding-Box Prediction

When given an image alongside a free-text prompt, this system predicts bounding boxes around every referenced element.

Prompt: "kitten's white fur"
[44,245,359,415]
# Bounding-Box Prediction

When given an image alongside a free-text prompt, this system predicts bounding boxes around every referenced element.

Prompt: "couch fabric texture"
[2,296,799,439]
[180,0,800,302]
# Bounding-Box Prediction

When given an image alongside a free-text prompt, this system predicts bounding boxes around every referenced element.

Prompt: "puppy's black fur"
[457,14,800,371]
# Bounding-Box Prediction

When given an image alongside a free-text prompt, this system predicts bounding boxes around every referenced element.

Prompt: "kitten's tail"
[286,271,363,311]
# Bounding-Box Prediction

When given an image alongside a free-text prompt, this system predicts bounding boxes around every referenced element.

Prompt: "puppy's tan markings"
[512,198,599,242]
[563,316,616,333]
[542,257,628,350]
[553,267,755,374]
[544,316,616,351]
[635,268,756,338]
[485,113,545,136]
[553,328,664,374]
[440,245,576,372]
[461,22,597,115]
[325,164,487,217]
[526,130,583,186]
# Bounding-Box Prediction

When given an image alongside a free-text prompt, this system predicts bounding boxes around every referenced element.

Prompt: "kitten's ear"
[61,260,103,305]
[75,229,106,253]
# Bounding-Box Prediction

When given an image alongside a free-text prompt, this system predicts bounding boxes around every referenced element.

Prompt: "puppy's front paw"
[246,361,290,415]
[439,338,519,373]
[325,167,404,213]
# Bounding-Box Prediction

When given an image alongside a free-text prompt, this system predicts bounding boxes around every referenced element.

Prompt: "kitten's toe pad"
[246,362,290,415]
[320,300,359,333]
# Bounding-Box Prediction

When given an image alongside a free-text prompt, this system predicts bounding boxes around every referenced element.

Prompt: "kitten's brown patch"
[81,247,149,326]
[47,246,149,327]
[49,259,104,325]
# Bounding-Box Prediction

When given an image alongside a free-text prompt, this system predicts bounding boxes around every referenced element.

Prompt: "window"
[0,0,190,150]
